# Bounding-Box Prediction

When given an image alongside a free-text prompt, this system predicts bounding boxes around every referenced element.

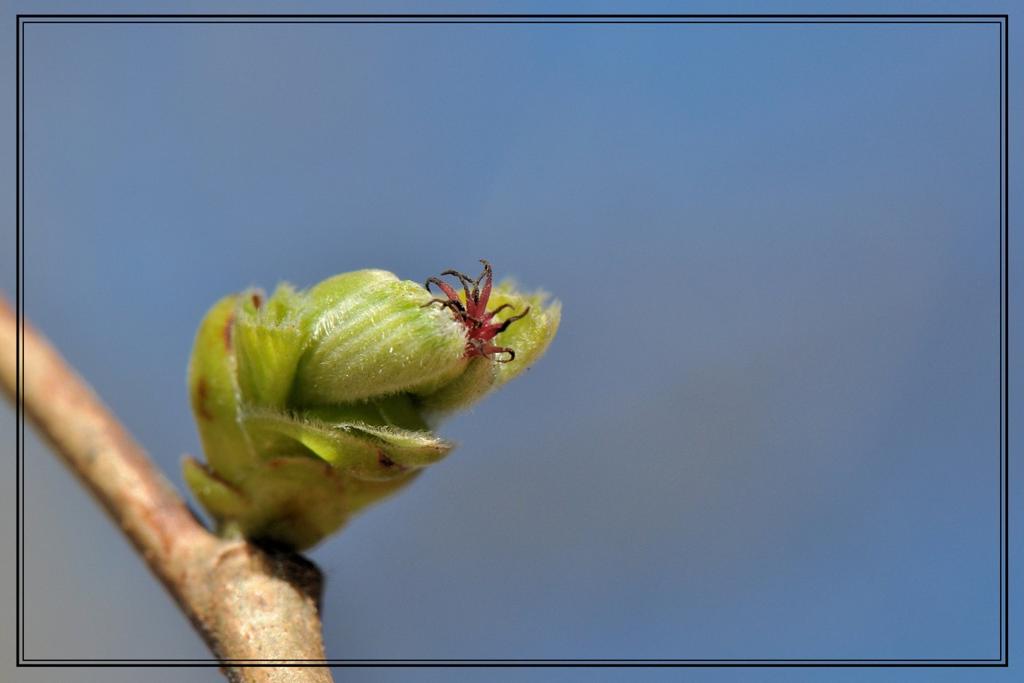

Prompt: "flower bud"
[185,262,559,549]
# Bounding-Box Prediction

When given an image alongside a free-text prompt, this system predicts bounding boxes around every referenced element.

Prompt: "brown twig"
[0,298,333,683]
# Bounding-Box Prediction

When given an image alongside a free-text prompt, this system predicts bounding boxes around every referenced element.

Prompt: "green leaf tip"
[186,262,559,549]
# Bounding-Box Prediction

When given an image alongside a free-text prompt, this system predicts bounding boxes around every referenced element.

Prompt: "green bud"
[185,261,560,549]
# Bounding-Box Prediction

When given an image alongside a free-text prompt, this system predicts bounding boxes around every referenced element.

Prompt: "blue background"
[2,2,1020,682]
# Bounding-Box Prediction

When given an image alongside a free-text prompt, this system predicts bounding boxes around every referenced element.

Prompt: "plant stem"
[0,298,333,682]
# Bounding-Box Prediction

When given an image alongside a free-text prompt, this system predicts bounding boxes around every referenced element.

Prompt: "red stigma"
[423,259,530,362]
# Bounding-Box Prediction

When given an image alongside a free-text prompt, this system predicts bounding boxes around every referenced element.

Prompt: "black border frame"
[14,12,1010,668]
